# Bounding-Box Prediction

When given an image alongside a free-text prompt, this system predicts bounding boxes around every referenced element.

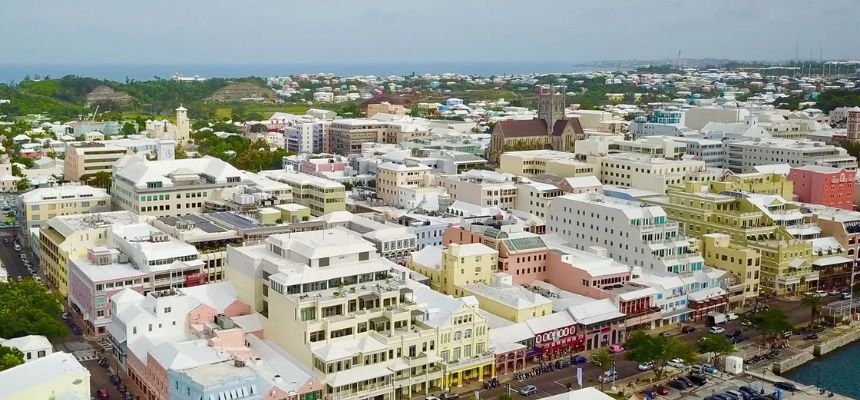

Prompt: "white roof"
[539,387,615,400]
[311,336,388,362]
[178,282,240,313]
[813,256,853,266]
[687,287,727,303]
[268,227,376,261]
[0,335,52,352]
[148,339,229,370]
[461,283,552,310]
[114,155,245,190]
[525,312,574,334]
[450,243,496,257]
[410,245,444,270]
[555,192,667,220]
[261,169,345,189]
[489,323,533,349]
[230,313,265,333]
[245,335,316,392]
[0,352,88,398]
[752,164,792,175]
[21,184,109,204]
[328,363,393,387]
[567,298,625,325]
[563,176,602,189]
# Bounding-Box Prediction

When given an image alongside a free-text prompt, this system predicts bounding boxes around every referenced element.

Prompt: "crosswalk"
[74,350,98,362]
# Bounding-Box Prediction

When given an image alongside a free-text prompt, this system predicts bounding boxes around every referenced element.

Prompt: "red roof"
[498,118,583,138]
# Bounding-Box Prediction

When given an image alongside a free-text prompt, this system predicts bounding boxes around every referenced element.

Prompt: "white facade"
[589,153,716,193]
[437,170,519,209]
[670,137,727,168]
[0,335,53,363]
[726,138,857,173]
[285,122,315,154]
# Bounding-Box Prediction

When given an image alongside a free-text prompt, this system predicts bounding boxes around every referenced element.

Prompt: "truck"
[707,312,727,326]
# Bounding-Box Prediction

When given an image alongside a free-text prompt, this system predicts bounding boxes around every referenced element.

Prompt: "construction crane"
[91,105,99,121]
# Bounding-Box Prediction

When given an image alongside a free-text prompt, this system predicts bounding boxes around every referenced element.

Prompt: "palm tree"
[590,349,613,391]
[802,295,823,328]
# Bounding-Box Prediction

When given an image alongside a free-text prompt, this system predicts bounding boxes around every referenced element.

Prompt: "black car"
[739,386,759,397]
[687,374,708,386]
[109,374,122,386]
[682,326,697,334]
[668,379,688,390]
[677,376,695,387]
[774,382,798,392]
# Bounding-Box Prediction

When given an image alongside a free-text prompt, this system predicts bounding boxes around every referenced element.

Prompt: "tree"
[249,123,267,133]
[748,309,792,346]
[121,122,137,135]
[175,144,189,159]
[802,295,823,328]
[0,279,66,339]
[15,177,30,192]
[624,331,697,379]
[590,349,613,391]
[696,334,736,369]
[0,345,24,371]
[82,171,112,190]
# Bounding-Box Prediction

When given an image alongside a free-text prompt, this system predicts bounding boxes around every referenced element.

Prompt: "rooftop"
[178,359,259,387]
[261,169,345,189]
[21,184,109,204]
[460,282,552,310]
[46,211,141,238]
[0,352,89,397]
[114,155,245,190]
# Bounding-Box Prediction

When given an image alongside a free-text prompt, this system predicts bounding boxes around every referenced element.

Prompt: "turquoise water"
[786,340,860,399]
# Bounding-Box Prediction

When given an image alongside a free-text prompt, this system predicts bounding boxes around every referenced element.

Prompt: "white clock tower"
[157,139,176,161]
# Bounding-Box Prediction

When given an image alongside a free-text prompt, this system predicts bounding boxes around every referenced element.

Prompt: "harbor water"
[785,340,860,399]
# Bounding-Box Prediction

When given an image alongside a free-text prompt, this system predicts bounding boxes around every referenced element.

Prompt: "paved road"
[0,226,30,279]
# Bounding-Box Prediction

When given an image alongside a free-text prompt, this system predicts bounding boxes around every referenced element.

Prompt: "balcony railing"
[446,352,494,370]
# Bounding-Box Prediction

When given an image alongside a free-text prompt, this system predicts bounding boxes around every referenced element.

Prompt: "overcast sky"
[2,0,858,65]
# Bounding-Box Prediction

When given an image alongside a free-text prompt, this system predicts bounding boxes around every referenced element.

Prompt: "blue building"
[169,360,264,400]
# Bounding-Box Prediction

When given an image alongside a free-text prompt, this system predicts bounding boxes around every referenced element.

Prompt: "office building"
[63,142,133,182]
[20,184,111,229]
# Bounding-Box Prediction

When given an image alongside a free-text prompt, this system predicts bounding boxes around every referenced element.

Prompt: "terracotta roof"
[498,118,584,138]
[497,119,548,138]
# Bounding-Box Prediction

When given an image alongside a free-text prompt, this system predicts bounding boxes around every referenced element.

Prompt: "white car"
[709,326,726,334]
[638,362,654,371]
[726,313,738,321]
[667,358,686,368]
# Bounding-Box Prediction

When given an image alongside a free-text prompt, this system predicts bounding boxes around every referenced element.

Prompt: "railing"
[446,352,494,370]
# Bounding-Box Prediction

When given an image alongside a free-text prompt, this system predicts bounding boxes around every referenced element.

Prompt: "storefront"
[533,324,586,360]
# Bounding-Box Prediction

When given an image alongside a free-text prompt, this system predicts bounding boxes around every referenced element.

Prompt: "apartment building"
[285,122,315,153]
[112,155,251,217]
[591,153,716,194]
[726,138,857,173]
[260,170,346,216]
[650,182,817,297]
[21,184,111,229]
[330,119,387,155]
[497,150,598,177]
[407,243,496,296]
[788,165,856,210]
[226,228,494,400]
[39,211,142,297]
[514,182,564,220]
[576,136,687,160]
[721,172,795,198]
[437,170,519,209]
[319,211,418,260]
[670,137,727,168]
[547,193,725,324]
[63,141,133,181]
[376,161,433,206]
[808,206,860,289]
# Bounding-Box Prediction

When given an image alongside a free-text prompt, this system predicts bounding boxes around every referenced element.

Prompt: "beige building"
[329,119,388,155]
[366,102,407,118]
[437,170,519,209]
[21,184,111,229]
[261,170,346,216]
[376,161,433,206]
[63,142,133,182]
[407,243,497,296]
[514,182,564,220]
[497,150,598,177]
[460,274,553,323]
[590,153,717,193]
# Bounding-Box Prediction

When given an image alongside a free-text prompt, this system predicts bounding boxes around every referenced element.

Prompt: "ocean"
[0,62,605,84]
[785,340,860,399]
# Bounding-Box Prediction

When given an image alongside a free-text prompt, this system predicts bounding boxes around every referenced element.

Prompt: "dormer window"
[147,182,162,188]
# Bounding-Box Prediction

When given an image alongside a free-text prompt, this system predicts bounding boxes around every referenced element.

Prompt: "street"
[0,226,29,279]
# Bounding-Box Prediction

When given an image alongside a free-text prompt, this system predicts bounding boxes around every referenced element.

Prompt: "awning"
[359,293,379,301]
[370,316,388,325]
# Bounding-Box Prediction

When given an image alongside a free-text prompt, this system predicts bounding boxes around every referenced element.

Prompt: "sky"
[1,0,859,65]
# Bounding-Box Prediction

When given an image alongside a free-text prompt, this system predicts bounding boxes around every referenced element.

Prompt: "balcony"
[445,352,494,371]
[330,383,393,400]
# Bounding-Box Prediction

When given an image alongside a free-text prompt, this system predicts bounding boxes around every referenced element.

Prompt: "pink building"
[788,165,856,210]
[302,157,347,174]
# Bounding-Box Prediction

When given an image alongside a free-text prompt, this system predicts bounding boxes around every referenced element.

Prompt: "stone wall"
[772,349,814,375]
[814,328,860,356]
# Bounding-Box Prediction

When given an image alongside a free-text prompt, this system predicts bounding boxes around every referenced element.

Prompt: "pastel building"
[810,206,860,287]
[0,352,90,400]
[0,335,53,363]
[39,211,142,297]
[497,150,598,177]
[20,184,111,229]
[260,170,346,216]
[547,193,726,324]
[459,273,553,323]
[63,141,133,182]
[700,233,761,306]
[375,161,433,206]
[169,360,264,400]
[437,170,519,209]
[407,243,497,296]
[788,165,856,210]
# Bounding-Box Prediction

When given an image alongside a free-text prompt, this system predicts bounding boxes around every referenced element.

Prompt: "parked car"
[652,385,669,396]
[659,331,673,337]
[638,362,654,371]
[96,389,110,400]
[441,393,459,400]
[815,290,828,298]
[571,355,588,364]
[681,326,697,334]
[829,290,842,296]
[709,326,726,334]
[726,389,746,399]
[740,319,753,327]
[677,376,695,388]
[519,385,537,396]
[701,364,718,374]
[774,382,798,392]
[425,397,440,400]
[804,333,819,340]
[607,344,624,353]
[668,379,688,390]
[13,244,20,252]
[667,358,686,368]
[687,374,708,386]
[597,371,617,383]
[726,312,739,321]
[842,292,853,300]
[739,386,758,397]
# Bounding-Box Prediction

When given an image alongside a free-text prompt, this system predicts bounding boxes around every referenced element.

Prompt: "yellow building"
[701,233,761,305]
[460,274,553,323]
[39,211,141,297]
[261,170,346,216]
[274,203,311,223]
[715,172,794,199]
[649,182,816,297]
[21,184,111,230]
[407,243,497,296]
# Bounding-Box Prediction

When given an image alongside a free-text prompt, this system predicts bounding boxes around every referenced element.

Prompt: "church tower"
[175,106,190,143]
[537,84,566,134]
